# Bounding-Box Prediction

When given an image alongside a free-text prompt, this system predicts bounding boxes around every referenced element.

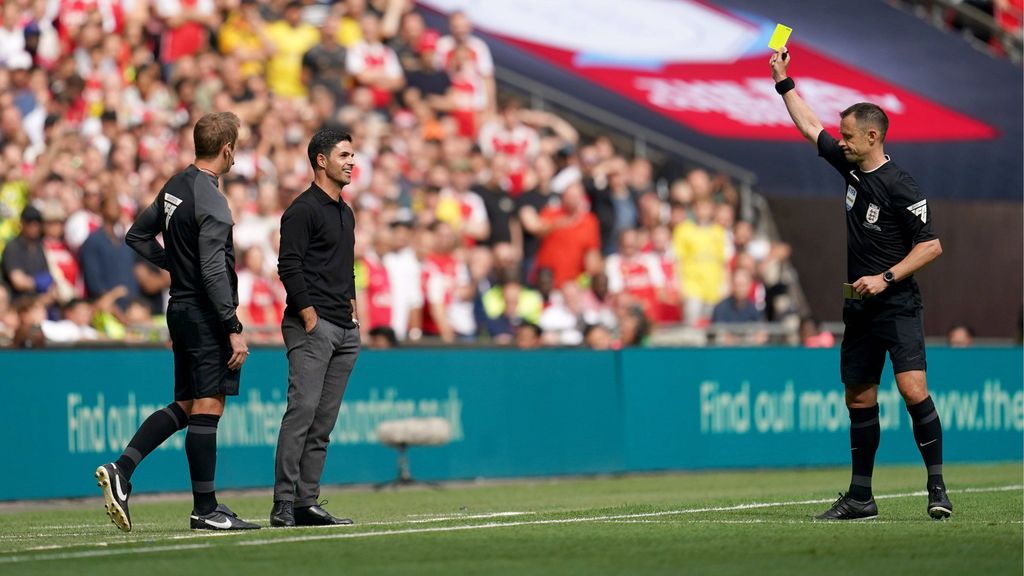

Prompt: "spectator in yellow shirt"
[264,1,320,98]
[672,199,727,326]
[218,1,273,79]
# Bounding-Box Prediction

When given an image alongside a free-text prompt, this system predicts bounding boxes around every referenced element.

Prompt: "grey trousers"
[274,315,360,506]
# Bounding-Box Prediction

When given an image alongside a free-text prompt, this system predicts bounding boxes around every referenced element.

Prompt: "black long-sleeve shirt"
[126,165,239,328]
[278,183,356,328]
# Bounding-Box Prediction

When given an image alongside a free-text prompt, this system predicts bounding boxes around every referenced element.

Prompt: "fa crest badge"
[866,203,880,224]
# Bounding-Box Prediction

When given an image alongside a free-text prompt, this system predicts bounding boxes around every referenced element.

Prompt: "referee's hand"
[769,47,790,82]
[227,332,248,371]
[852,274,888,297]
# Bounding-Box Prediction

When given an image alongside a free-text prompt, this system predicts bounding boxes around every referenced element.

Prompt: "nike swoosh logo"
[918,439,938,447]
[204,516,233,529]
[115,473,129,501]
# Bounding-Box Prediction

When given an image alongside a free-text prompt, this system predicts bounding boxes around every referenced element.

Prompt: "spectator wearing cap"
[1,204,53,300]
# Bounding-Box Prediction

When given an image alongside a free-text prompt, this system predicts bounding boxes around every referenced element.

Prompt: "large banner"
[0,347,1020,500]
[419,0,995,142]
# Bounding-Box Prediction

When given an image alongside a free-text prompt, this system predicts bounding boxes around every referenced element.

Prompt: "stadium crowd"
[0,0,800,350]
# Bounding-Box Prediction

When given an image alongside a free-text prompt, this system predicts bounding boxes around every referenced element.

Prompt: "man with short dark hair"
[772,48,949,520]
[271,126,360,527]
[95,111,259,532]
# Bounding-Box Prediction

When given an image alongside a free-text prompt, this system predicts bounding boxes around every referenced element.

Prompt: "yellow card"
[768,23,792,51]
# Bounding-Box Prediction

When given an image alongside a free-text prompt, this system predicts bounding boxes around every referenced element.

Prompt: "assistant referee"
[770,48,951,521]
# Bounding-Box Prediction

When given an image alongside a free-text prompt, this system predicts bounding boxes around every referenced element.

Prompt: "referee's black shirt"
[126,165,239,328]
[278,183,356,328]
[817,131,937,290]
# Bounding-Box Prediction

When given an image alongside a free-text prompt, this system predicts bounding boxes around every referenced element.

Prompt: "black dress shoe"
[294,504,353,526]
[270,500,295,527]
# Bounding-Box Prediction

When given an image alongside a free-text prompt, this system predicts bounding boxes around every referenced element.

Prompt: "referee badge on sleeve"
[845,186,857,211]
[907,199,928,223]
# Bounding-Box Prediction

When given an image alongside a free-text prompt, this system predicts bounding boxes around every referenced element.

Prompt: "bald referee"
[771,48,951,520]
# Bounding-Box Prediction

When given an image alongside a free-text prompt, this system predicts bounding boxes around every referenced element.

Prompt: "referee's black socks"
[115,402,188,479]
[847,404,880,501]
[186,414,221,515]
[907,396,944,488]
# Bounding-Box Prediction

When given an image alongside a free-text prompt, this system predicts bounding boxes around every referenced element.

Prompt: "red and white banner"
[420,0,996,142]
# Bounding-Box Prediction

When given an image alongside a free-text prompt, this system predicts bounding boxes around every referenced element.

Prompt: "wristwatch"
[882,270,896,284]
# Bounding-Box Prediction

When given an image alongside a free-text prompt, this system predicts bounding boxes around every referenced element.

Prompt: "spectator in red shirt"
[435,10,495,113]
[236,245,284,341]
[534,180,601,288]
[605,227,666,322]
[155,0,216,70]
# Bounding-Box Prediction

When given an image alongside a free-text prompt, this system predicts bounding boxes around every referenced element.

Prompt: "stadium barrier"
[1,347,1020,500]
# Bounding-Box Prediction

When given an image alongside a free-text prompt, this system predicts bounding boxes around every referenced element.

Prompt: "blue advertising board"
[0,347,1019,500]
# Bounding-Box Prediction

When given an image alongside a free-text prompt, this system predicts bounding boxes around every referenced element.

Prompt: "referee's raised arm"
[770,48,824,145]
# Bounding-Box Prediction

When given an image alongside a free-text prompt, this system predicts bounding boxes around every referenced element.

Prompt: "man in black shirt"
[95,112,259,532]
[270,126,360,528]
[772,48,950,520]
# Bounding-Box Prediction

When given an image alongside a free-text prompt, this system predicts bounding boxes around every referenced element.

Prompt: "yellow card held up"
[768,23,792,51]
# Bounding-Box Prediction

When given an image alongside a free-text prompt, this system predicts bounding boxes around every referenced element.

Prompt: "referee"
[95,112,259,531]
[771,48,951,520]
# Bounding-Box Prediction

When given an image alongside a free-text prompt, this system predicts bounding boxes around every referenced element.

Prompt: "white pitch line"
[1,484,1019,564]
[393,512,528,524]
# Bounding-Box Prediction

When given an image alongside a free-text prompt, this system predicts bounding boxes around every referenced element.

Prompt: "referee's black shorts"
[841,286,927,385]
[167,301,241,400]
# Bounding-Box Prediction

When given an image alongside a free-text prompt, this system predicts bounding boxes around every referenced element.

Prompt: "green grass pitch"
[1,463,1020,575]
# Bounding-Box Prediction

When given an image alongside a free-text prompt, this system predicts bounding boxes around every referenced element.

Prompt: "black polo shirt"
[278,183,356,328]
